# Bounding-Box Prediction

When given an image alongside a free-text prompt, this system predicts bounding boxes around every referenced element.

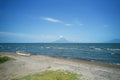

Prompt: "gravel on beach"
[0,52,120,80]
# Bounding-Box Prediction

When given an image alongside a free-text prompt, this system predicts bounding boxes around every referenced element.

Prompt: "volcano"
[53,36,69,43]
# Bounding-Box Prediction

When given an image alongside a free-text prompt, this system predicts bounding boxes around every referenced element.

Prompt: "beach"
[0,52,120,80]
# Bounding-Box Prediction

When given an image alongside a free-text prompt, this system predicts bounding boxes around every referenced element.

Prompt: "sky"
[0,0,120,43]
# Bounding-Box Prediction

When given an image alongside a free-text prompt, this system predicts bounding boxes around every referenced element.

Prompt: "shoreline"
[1,52,120,67]
[0,52,120,80]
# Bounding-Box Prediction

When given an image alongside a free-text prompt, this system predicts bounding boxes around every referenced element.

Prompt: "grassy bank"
[0,56,11,63]
[12,70,80,80]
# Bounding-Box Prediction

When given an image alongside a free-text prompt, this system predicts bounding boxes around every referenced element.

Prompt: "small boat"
[16,51,31,56]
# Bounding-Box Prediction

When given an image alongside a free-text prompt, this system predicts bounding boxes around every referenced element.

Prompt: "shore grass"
[0,56,11,63]
[12,70,80,80]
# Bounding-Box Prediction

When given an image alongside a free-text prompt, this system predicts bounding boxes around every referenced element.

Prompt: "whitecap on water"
[111,53,115,55]
[94,48,102,50]
[46,47,50,49]
[40,46,43,48]
[57,47,65,49]
[113,49,120,51]
[107,48,120,51]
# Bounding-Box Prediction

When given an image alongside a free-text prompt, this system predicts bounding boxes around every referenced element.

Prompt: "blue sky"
[0,0,120,43]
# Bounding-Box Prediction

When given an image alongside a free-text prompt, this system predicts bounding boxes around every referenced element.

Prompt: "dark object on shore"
[0,56,11,63]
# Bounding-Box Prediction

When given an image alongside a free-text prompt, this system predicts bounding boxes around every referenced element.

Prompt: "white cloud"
[42,17,61,23]
[59,35,63,38]
[41,17,84,27]
[65,24,73,26]
[78,23,83,26]
[74,19,84,26]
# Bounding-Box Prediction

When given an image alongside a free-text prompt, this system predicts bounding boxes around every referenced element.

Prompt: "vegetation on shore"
[0,56,11,63]
[12,70,80,80]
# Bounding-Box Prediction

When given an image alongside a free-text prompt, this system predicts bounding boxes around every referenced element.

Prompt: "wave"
[89,47,120,51]
[107,48,120,51]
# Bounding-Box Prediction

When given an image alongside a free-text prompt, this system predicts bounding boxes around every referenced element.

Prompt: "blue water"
[0,43,120,64]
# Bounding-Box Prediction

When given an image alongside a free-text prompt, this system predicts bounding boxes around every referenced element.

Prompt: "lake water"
[0,43,120,64]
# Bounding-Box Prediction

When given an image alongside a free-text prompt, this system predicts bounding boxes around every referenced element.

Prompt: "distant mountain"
[53,37,70,43]
[108,39,120,43]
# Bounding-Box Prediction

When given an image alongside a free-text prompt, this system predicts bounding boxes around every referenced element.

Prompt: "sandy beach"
[0,52,120,80]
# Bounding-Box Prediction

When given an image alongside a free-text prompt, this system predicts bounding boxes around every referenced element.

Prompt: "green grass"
[12,70,79,80]
[0,56,11,63]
